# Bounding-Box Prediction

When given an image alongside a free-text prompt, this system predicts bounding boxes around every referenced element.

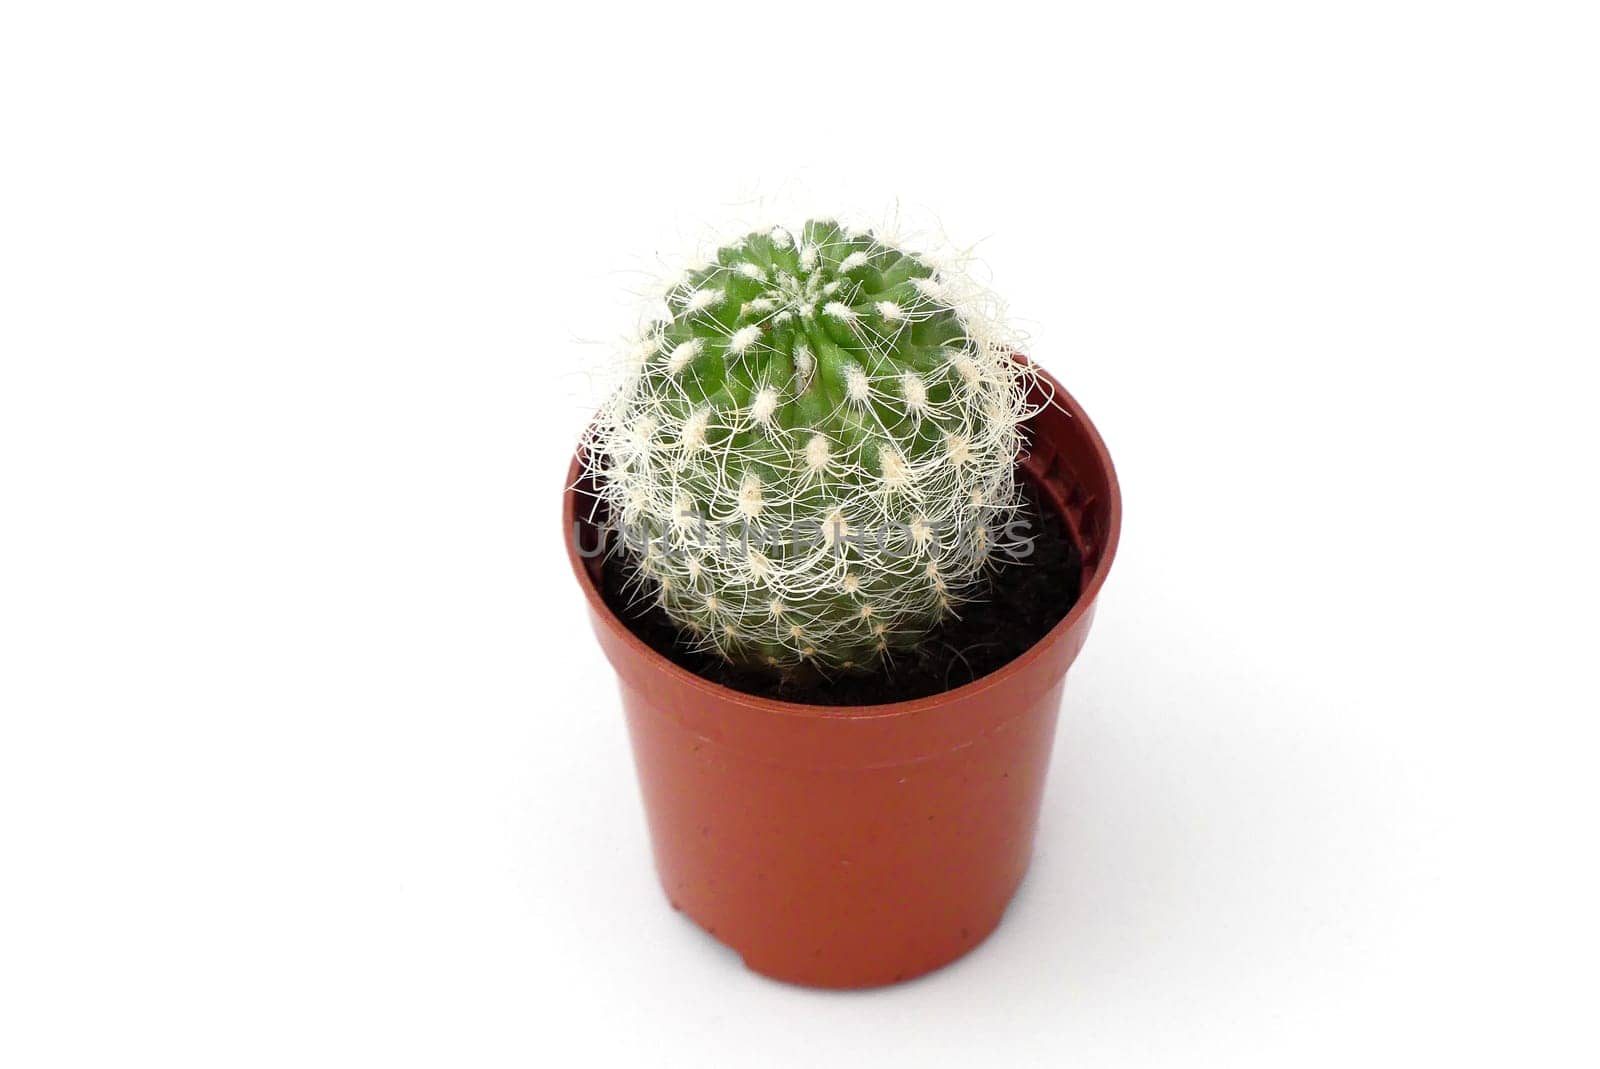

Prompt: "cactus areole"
[589,220,1038,675]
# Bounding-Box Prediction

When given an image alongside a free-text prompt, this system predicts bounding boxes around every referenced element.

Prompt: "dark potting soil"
[598,476,1083,706]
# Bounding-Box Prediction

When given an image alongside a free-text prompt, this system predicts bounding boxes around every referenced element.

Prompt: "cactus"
[588,219,1036,673]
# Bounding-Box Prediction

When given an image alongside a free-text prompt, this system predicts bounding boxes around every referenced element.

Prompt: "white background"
[3,2,1597,1065]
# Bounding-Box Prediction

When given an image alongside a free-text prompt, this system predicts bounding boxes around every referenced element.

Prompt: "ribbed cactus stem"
[591,219,1035,673]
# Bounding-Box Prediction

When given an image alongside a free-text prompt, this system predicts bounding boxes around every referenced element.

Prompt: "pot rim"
[563,360,1121,722]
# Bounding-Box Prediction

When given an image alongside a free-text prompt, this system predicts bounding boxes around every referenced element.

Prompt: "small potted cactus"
[565,218,1120,988]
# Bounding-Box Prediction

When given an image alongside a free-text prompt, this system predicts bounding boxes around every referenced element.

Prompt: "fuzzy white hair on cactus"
[666,338,702,374]
[901,372,928,412]
[679,407,710,451]
[728,324,762,355]
[843,363,871,404]
[750,386,779,425]
[804,433,831,472]
[683,287,722,314]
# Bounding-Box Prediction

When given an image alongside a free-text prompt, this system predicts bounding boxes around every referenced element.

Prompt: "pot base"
[669,882,1016,989]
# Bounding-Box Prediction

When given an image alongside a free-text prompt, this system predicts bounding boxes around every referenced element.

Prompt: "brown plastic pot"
[563,362,1121,988]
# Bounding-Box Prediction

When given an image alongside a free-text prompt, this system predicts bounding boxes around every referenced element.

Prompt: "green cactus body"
[594,219,1032,673]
